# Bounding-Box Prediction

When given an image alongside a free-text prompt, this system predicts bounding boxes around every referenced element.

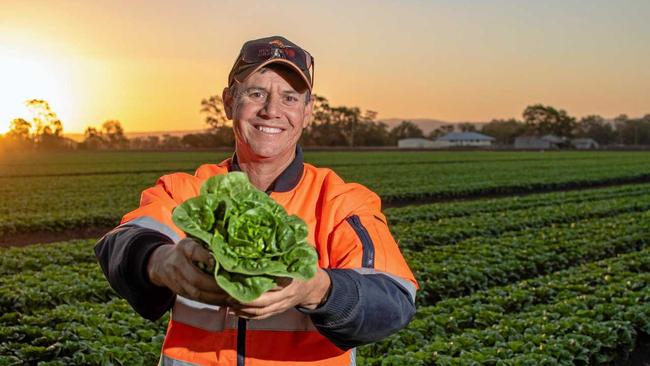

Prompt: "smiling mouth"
[255,125,284,134]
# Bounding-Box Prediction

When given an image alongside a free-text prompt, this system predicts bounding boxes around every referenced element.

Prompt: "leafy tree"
[458,122,477,132]
[331,106,362,147]
[522,104,576,137]
[79,120,128,150]
[6,118,32,141]
[101,120,129,149]
[389,121,424,144]
[302,95,343,146]
[200,94,235,147]
[613,114,650,145]
[2,100,69,150]
[480,118,526,145]
[354,120,390,146]
[201,95,229,129]
[4,118,33,149]
[161,134,183,149]
[182,133,217,148]
[574,115,616,145]
[79,127,106,150]
[26,99,63,141]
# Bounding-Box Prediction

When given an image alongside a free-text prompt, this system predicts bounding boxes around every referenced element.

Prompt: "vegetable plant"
[172,172,318,302]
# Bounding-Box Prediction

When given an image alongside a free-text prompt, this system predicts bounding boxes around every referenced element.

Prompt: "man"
[95,35,417,366]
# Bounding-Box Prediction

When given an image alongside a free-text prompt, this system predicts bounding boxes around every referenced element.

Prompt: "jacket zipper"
[347,215,375,268]
[237,318,246,366]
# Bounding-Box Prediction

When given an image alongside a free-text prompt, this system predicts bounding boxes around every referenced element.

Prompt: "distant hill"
[380,118,487,134]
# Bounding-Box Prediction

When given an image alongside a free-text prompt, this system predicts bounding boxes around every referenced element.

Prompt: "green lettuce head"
[172,172,318,302]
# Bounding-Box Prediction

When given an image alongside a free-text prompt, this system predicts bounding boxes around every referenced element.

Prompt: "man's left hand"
[230,268,332,320]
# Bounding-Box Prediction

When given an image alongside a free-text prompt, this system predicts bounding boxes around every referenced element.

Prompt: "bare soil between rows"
[614,333,650,366]
[0,226,113,248]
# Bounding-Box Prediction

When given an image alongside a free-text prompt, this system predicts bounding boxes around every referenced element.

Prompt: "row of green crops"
[5,237,650,365]
[3,151,650,364]
[385,182,650,224]
[3,152,650,238]
[2,151,643,177]
[0,239,96,276]
[358,248,650,365]
[0,240,167,365]
[0,299,167,366]
[392,190,650,250]
[411,210,650,303]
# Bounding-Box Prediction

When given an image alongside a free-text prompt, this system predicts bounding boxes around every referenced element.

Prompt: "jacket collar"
[229,146,304,193]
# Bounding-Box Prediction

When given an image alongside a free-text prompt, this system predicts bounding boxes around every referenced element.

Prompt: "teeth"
[256,126,282,134]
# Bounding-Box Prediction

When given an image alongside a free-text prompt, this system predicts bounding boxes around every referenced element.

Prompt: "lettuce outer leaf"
[216,268,277,303]
[172,172,318,303]
[172,195,219,246]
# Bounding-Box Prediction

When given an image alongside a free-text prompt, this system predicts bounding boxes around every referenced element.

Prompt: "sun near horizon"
[1,1,649,135]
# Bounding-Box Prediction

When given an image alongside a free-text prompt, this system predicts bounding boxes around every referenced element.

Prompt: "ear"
[302,97,314,128]
[222,87,234,120]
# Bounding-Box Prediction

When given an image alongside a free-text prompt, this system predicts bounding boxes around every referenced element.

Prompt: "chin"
[250,145,284,159]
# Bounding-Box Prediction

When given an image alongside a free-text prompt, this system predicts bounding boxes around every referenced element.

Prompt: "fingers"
[236,287,289,308]
[180,238,214,268]
[228,282,301,320]
[232,299,291,320]
[177,278,231,305]
[153,239,228,305]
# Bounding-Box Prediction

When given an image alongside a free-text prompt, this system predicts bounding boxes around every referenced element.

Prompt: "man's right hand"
[146,238,231,306]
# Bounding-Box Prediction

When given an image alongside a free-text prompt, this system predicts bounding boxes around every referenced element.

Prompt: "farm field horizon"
[1,150,649,365]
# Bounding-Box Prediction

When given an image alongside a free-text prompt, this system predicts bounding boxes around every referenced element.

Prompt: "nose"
[260,93,282,119]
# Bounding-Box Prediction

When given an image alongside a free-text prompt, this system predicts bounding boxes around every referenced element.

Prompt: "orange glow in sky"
[1,1,649,134]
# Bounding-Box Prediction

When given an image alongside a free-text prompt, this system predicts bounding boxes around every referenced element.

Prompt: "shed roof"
[437,132,495,141]
[398,138,433,143]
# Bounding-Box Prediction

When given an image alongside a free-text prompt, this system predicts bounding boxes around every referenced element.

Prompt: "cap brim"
[234,58,312,92]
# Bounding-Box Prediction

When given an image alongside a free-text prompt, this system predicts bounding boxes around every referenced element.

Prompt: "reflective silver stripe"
[349,348,357,366]
[246,308,316,331]
[172,296,316,332]
[120,216,181,242]
[172,296,234,332]
[160,354,200,366]
[350,268,417,303]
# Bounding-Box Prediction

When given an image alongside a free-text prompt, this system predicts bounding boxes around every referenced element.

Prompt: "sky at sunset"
[1,0,649,134]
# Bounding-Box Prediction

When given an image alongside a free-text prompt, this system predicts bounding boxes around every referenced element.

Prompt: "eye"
[247,90,267,101]
[284,95,299,104]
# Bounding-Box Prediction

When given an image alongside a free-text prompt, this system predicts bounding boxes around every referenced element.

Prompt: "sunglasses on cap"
[240,41,315,87]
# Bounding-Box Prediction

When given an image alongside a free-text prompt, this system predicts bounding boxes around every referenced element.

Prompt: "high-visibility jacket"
[95,149,417,366]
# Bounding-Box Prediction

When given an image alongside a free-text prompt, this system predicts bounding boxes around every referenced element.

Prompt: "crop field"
[1,150,649,365]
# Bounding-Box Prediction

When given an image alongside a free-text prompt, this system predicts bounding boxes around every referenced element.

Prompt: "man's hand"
[229,268,332,320]
[146,238,231,306]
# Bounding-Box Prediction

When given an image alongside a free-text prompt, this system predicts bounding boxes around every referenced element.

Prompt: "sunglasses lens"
[242,43,311,70]
[242,44,273,63]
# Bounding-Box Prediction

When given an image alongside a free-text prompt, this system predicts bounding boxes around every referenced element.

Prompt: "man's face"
[224,66,313,161]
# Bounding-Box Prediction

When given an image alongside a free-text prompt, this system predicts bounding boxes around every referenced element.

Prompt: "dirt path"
[0,226,113,248]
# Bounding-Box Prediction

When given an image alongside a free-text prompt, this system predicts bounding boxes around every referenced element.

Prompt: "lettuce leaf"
[172,172,318,302]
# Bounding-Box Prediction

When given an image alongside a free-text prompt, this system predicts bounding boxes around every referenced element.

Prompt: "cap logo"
[269,39,285,47]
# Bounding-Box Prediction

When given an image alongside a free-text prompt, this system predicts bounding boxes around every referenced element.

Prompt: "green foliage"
[172,172,317,302]
[3,151,650,237]
[3,152,650,364]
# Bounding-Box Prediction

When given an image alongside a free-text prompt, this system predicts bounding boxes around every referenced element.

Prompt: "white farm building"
[433,132,495,148]
[397,138,435,149]
[514,135,566,149]
[571,138,599,150]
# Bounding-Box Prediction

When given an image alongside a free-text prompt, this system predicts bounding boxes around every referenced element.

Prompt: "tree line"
[2,97,649,151]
